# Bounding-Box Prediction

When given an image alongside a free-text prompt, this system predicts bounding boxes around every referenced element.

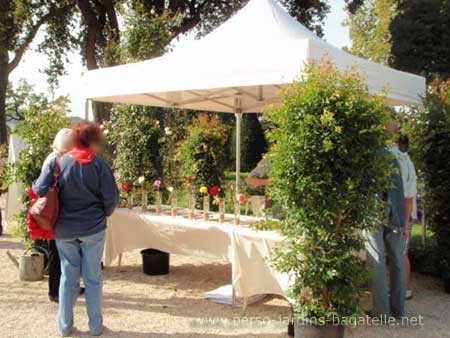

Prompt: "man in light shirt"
[366,121,407,318]
[397,135,418,300]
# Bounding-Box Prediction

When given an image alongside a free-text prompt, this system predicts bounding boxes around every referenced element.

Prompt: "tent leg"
[235,112,243,197]
[84,100,90,120]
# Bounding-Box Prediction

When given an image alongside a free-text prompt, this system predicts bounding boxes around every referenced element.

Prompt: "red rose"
[122,182,131,192]
[210,186,220,197]
[187,177,193,184]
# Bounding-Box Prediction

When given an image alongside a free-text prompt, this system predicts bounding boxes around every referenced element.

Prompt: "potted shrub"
[267,61,392,337]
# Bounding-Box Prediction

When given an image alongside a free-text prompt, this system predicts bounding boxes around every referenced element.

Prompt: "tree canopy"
[345,0,396,65]
[0,0,75,144]
[390,0,450,81]
[346,0,450,81]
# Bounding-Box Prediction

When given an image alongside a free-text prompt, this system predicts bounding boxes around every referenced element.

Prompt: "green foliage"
[124,3,182,62]
[250,219,283,232]
[412,79,450,274]
[267,61,392,320]
[6,79,52,122]
[346,0,450,81]
[177,114,229,205]
[345,0,397,65]
[0,0,76,85]
[390,0,450,81]
[104,105,163,189]
[3,96,70,248]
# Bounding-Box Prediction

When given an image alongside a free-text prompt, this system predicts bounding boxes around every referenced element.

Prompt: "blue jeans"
[366,225,406,318]
[56,230,106,336]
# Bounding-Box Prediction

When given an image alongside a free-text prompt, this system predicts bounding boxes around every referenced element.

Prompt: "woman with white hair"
[28,128,77,303]
[42,128,74,170]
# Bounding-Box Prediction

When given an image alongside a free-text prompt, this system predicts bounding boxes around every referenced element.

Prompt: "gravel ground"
[1,231,449,338]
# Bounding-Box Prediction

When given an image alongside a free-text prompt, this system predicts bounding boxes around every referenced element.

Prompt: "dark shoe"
[49,295,59,303]
[79,287,86,296]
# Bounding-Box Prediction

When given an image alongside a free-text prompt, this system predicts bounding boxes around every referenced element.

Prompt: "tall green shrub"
[413,78,450,276]
[267,61,392,320]
[104,105,163,187]
[3,101,70,249]
[177,114,228,206]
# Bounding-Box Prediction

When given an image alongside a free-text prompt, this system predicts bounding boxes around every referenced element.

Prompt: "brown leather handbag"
[29,162,61,231]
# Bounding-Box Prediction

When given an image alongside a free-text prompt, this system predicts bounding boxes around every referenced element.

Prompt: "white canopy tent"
[83,0,426,194]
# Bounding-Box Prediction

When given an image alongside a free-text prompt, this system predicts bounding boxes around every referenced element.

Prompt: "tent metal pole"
[234,97,243,197]
[84,99,90,120]
[233,97,243,309]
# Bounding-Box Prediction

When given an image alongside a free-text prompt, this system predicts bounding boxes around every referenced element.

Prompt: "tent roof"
[83,0,426,112]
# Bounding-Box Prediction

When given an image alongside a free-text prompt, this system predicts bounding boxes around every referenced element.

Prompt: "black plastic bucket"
[140,249,170,276]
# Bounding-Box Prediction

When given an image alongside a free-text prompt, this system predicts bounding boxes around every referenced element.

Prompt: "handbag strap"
[52,158,61,188]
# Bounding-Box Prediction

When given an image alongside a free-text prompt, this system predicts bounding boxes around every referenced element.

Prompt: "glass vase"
[171,195,178,217]
[188,193,196,219]
[155,191,162,215]
[141,191,148,212]
[203,195,210,221]
[234,200,241,225]
[218,199,225,223]
[127,193,134,209]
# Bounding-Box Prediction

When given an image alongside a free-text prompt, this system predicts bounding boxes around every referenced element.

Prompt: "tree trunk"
[0,48,9,145]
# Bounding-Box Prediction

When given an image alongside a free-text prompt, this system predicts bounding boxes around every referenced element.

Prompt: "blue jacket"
[33,154,119,239]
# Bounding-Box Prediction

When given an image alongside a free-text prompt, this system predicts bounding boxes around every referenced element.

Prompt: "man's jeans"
[366,225,406,318]
[56,230,106,336]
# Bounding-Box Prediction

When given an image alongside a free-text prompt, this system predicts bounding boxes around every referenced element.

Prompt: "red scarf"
[69,146,96,164]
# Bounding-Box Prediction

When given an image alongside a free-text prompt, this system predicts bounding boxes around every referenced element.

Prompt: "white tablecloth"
[106,207,288,298]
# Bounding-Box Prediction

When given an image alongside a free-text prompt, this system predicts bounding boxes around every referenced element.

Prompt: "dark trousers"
[48,240,61,297]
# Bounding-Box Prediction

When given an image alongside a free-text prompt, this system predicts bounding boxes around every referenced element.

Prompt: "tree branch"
[7,1,76,73]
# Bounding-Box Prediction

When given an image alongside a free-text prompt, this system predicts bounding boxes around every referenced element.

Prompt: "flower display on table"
[200,185,209,221]
[187,177,195,219]
[121,182,134,209]
[211,186,225,223]
[168,186,177,216]
[234,193,248,225]
[138,176,148,212]
[154,179,162,215]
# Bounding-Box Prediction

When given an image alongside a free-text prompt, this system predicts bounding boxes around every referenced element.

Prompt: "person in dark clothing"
[33,121,119,337]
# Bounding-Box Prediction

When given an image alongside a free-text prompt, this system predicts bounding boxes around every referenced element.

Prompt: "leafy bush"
[3,101,70,249]
[177,114,229,207]
[412,78,450,276]
[267,61,392,320]
[105,105,163,191]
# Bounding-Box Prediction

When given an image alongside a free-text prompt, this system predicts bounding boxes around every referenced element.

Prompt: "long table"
[106,206,289,303]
